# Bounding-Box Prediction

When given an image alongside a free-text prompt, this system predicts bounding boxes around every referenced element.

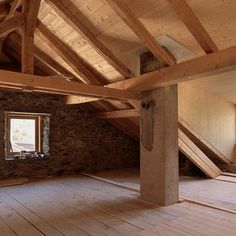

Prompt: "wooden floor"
[85,168,236,212]
[0,175,236,235]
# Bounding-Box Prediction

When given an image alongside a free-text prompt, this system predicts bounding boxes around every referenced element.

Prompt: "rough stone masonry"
[0,91,139,179]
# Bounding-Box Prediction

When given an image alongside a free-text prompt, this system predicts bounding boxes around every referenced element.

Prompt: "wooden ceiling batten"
[45,0,134,78]
[106,0,176,66]
[167,0,218,54]
[35,19,108,85]
[22,0,41,74]
[96,109,139,119]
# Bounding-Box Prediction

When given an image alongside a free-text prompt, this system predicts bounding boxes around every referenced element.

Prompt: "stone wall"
[0,91,139,179]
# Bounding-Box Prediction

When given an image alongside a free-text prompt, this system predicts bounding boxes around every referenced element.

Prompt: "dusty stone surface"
[0,91,139,179]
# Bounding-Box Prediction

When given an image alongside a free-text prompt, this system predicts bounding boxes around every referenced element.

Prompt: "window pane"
[10,119,36,152]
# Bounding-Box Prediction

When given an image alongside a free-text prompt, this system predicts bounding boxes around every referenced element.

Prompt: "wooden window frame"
[6,114,41,155]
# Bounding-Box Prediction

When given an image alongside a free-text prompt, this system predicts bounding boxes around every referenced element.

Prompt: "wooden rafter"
[64,96,99,105]
[35,20,108,85]
[108,46,236,91]
[9,32,79,81]
[22,0,41,74]
[167,0,218,54]
[0,13,23,36]
[35,20,136,113]
[65,46,236,104]
[106,0,175,66]
[45,0,134,78]
[96,109,139,119]
[0,0,22,50]
[34,46,79,81]
[0,70,139,101]
[5,0,22,20]
[3,30,139,141]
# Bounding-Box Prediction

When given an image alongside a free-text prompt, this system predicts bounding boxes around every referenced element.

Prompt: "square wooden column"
[140,85,179,206]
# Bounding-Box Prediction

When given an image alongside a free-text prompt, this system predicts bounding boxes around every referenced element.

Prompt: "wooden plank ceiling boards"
[45,0,134,78]
[35,20,107,85]
[0,0,234,147]
[167,0,218,54]
[106,0,176,66]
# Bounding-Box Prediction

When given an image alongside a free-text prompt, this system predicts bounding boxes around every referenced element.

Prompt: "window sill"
[5,153,49,161]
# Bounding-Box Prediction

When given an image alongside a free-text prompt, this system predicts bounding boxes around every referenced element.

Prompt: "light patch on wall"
[129,34,195,63]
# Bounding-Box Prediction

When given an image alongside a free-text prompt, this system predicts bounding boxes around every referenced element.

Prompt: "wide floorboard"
[89,168,236,212]
[0,175,235,235]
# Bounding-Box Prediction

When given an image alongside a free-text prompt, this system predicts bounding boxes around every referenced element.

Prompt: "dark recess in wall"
[0,91,139,180]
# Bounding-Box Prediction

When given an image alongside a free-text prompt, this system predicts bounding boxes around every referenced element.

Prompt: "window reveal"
[4,112,50,160]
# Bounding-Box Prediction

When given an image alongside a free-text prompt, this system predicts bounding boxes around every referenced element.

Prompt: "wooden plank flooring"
[89,169,236,212]
[0,175,235,235]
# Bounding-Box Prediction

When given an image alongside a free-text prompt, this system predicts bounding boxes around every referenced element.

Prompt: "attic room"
[0,0,236,235]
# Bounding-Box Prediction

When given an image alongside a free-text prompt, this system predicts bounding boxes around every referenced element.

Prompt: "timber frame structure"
[0,0,234,140]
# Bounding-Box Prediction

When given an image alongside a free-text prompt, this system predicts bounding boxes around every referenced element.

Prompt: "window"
[4,112,50,160]
[7,115,40,155]
[9,116,40,153]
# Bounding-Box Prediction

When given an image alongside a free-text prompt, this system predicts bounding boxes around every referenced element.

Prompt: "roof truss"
[35,19,107,85]
[0,13,23,36]
[21,0,41,74]
[106,0,176,66]
[45,0,134,78]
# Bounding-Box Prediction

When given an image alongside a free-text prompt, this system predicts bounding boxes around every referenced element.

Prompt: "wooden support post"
[140,85,178,206]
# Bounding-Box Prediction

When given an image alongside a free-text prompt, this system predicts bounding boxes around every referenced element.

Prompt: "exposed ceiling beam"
[34,46,79,81]
[9,32,79,81]
[3,38,59,76]
[3,32,140,141]
[107,46,236,92]
[0,0,22,50]
[96,109,139,119]
[167,0,218,54]
[65,46,236,104]
[35,20,108,85]
[35,21,137,121]
[0,70,139,101]
[0,13,23,36]
[64,95,100,105]
[106,0,175,66]
[45,0,134,78]
[22,0,41,74]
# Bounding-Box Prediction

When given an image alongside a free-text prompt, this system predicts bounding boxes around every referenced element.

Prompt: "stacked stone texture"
[0,91,139,179]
